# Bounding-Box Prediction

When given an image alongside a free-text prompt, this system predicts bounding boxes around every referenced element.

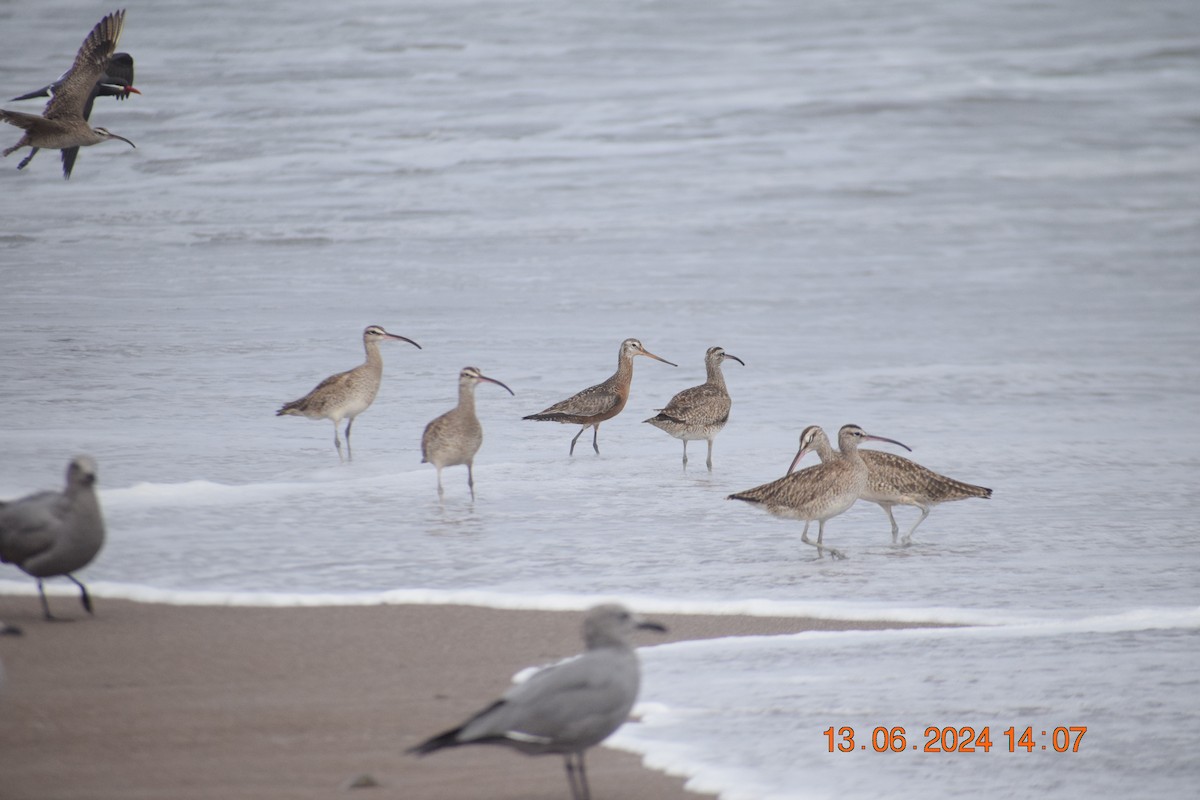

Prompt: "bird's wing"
[61,147,80,178]
[539,385,621,418]
[45,10,125,121]
[0,491,62,564]
[657,384,726,422]
[0,109,45,131]
[10,83,55,102]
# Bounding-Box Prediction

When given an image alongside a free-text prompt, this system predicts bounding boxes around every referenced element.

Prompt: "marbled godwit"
[1,11,136,179]
[421,367,514,499]
[524,338,677,456]
[410,604,667,800]
[727,424,911,559]
[277,325,421,462]
[11,51,138,177]
[0,456,106,620]
[644,345,744,470]
[792,439,992,543]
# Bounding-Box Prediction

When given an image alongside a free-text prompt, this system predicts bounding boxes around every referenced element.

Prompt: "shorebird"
[791,434,992,543]
[10,50,138,177]
[727,424,911,559]
[421,367,514,500]
[644,345,744,470]
[524,338,677,456]
[0,456,106,620]
[1,11,137,179]
[277,325,421,462]
[410,603,667,800]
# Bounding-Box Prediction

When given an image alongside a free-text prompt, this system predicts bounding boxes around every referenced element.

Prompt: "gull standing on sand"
[644,345,744,470]
[410,603,667,800]
[277,325,421,462]
[421,366,514,500]
[1,10,136,178]
[524,338,677,456]
[789,427,992,543]
[0,456,106,620]
[727,424,910,559]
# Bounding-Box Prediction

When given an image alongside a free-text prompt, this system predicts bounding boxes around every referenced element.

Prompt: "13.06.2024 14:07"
[823,725,1087,753]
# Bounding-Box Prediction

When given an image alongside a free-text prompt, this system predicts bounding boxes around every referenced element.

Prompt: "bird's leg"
[67,574,94,615]
[591,424,600,455]
[467,463,475,501]
[563,752,591,800]
[332,421,345,462]
[569,426,587,456]
[681,440,689,468]
[706,438,714,471]
[902,505,931,545]
[17,146,39,170]
[883,505,900,543]
[36,578,57,621]
[800,521,812,544]
[436,467,444,499]
[577,752,591,800]
[344,418,355,462]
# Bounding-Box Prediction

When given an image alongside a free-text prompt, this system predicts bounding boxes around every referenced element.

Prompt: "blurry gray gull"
[410,603,667,800]
[0,455,106,620]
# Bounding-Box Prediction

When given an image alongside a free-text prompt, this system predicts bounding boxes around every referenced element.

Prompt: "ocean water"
[2,0,1198,797]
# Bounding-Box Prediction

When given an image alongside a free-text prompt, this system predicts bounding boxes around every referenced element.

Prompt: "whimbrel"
[0,456,106,620]
[421,367,514,499]
[644,345,744,470]
[727,424,911,559]
[277,325,421,462]
[410,604,667,800]
[524,338,677,456]
[11,51,138,177]
[791,434,992,543]
[1,11,136,179]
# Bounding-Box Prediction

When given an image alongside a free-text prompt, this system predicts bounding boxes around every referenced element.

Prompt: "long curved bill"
[787,444,811,475]
[865,434,912,452]
[723,353,746,366]
[384,333,422,349]
[480,374,515,396]
[110,132,136,148]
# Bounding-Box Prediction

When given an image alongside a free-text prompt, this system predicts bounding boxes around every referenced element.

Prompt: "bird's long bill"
[865,434,912,452]
[724,353,746,366]
[385,333,422,349]
[787,445,811,475]
[110,132,136,148]
[480,375,515,396]
[638,619,668,633]
[640,348,678,367]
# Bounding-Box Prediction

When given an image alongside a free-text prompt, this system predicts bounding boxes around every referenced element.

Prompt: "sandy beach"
[0,596,923,800]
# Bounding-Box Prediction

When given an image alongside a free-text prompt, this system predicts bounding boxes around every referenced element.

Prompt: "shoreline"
[0,595,934,800]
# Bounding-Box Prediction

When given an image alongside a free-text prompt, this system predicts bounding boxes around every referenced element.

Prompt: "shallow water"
[2,0,1199,797]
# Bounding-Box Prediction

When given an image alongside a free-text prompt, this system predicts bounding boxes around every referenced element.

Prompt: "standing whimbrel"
[11,50,138,177]
[644,345,744,470]
[421,367,514,499]
[277,325,421,462]
[1,11,136,179]
[410,604,667,800]
[727,424,911,559]
[524,338,677,456]
[792,439,992,543]
[0,456,106,620]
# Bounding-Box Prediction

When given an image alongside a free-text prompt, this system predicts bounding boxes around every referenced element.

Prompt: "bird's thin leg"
[902,505,931,545]
[569,426,587,456]
[800,521,812,544]
[577,752,591,800]
[681,440,688,468]
[564,754,584,800]
[332,421,345,462]
[436,467,444,498]
[467,463,475,501]
[706,438,714,471]
[67,574,93,614]
[17,146,39,170]
[591,424,600,455]
[882,504,900,542]
[344,418,355,462]
[36,578,56,621]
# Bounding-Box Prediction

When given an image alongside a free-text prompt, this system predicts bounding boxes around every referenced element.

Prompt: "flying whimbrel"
[1,11,137,179]
[727,424,911,559]
[277,325,421,462]
[790,429,992,543]
[524,338,676,456]
[644,345,744,470]
[11,51,138,177]
[409,604,667,800]
[421,367,514,500]
[0,456,106,620]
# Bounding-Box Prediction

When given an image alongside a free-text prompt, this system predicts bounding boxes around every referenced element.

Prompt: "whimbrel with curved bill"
[644,345,744,470]
[0,456,106,620]
[524,338,677,456]
[727,424,911,559]
[277,325,421,462]
[421,367,514,500]
[11,51,138,177]
[1,11,137,179]
[409,603,667,800]
[791,433,991,543]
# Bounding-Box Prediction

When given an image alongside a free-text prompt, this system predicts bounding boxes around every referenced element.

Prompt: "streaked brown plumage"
[421,367,514,500]
[644,345,744,470]
[727,424,911,559]
[277,325,421,462]
[1,11,136,178]
[524,338,677,455]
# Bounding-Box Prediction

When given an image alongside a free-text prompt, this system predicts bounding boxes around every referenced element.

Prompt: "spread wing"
[45,10,125,121]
